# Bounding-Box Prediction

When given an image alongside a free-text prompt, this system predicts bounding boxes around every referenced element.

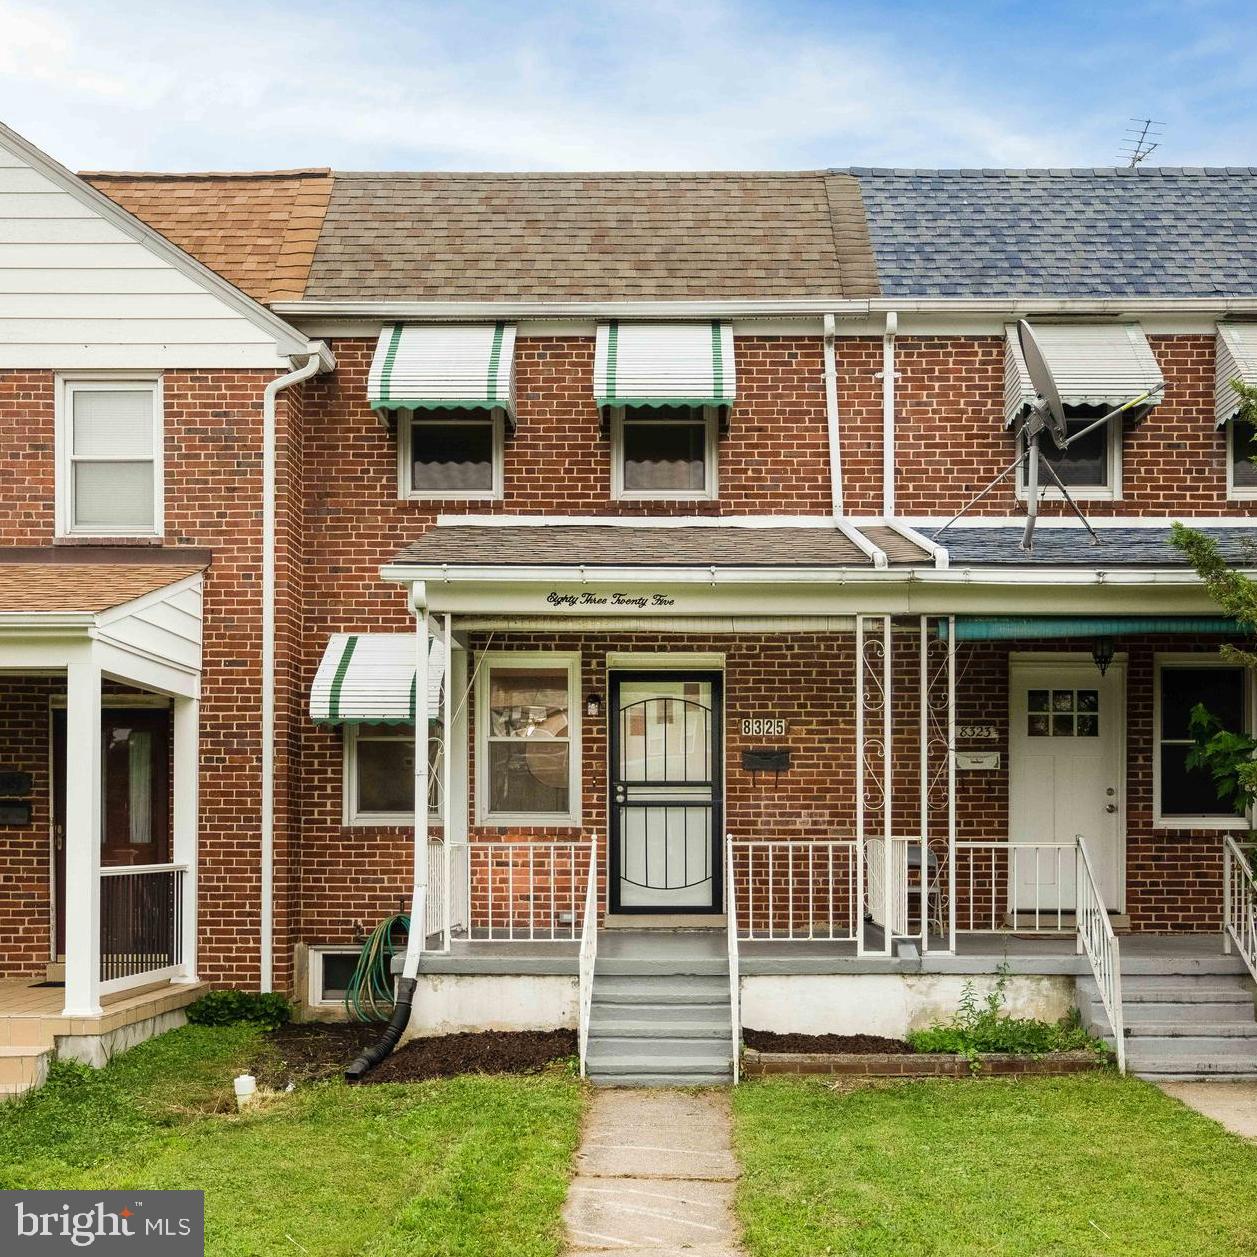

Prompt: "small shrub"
[906,964,1108,1068]
[185,990,291,1031]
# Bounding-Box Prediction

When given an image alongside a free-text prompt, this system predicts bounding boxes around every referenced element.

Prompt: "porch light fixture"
[585,692,604,718]
[1091,636,1116,676]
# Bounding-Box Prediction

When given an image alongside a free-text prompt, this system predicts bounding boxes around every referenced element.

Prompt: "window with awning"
[1003,322,1164,430]
[594,321,736,418]
[367,323,517,427]
[310,633,444,725]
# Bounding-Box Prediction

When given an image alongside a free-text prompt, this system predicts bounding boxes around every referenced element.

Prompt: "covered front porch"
[0,559,204,1031]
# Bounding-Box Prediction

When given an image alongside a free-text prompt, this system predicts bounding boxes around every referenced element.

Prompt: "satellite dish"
[1017,319,1068,450]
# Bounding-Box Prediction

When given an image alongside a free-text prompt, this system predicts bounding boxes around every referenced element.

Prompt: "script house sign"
[545,591,677,610]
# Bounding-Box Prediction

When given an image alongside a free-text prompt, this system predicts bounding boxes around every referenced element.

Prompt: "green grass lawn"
[733,1073,1257,1257]
[0,1024,583,1257]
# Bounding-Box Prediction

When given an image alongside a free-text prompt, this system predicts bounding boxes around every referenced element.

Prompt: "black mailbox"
[742,747,790,776]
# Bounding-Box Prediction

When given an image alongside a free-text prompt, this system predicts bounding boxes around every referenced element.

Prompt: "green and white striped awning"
[594,320,736,410]
[1003,322,1164,429]
[1216,323,1257,427]
[368,323,517,423]
[310,633,444,726]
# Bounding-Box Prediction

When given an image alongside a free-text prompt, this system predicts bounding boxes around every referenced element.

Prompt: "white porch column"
[412,606,431,957]
[172,695,200,983]
[63,655,102,1017]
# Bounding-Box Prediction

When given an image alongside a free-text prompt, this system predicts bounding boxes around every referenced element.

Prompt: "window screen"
[1158,666,1246,818]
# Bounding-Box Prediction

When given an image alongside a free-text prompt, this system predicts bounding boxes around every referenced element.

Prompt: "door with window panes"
[1010,660,1124,911]
[609,673,722,913]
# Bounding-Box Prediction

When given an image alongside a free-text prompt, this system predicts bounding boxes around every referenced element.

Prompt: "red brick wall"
[0,678,54,975]
[889,334,1242,517]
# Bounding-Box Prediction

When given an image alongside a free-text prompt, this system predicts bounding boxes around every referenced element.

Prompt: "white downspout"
[260,342,333,993]
[823,313,843,517]
[882,311,897,517]
[401,584,431,982]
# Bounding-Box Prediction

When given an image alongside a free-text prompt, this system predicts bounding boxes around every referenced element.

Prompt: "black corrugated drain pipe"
[344,976,416,1082]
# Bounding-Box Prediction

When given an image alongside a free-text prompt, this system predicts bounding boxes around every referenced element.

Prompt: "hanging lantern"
[1091,637,1115,676]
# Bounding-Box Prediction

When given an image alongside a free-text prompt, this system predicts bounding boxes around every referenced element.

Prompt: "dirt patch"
[252,1022,380,1087]
[743,1028,914,1054]
[364,1029,577,1084]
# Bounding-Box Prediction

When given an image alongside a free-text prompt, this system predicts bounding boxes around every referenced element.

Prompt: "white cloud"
[0,0,1250,171]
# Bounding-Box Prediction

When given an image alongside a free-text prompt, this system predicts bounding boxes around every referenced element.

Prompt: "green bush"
[185,989,291,1031]
[905,964,1109,1066]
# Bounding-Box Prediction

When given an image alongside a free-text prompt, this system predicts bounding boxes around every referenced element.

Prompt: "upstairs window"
[1155,659,1250,827]
[611,405,718,500]
[1229,419,1257,497]
[1018,408,1121,501]
[58,378,162,537]
[398,408,502,500]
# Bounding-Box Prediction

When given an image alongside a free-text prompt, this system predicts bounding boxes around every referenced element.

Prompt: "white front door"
[1009,656,1125,912]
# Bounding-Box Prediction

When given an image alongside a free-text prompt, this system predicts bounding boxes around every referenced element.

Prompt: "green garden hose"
[344,914,410,1023]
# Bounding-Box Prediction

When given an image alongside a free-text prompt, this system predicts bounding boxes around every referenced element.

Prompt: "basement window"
[1229,420,1257,498]
[1154,659,1250,827]
[611,405,718,500]
[398,408,503,500]
[314,950,360,1002]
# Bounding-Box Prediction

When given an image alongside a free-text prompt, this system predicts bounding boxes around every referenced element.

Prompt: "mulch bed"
[366,1029,576,1084]
[250,1022,577,1088]
[744,1028,913,1054]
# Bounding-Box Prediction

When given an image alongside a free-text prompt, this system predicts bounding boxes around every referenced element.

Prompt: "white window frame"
[1153,653,1254,830]
[342,722,441,826]
[1015,414,1122,503]
[475,651,582,827]
[55,374,164,538]
[397,408,504,501]
[610,405,719,501]
[307,945,362,1007]
[1226,417,1257,501]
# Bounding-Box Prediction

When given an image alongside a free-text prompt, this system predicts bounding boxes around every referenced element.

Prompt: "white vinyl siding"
[0,141,291,369]
[56,377,163,537]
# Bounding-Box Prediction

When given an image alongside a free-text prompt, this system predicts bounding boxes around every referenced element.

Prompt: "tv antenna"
[933,320,1165,552]
[1119,118,1163,167]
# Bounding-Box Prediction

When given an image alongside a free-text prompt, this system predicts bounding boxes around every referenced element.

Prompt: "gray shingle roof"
[392,525,927,568]
[847,168,1257,298]
[940,527,1257,566]
[306,171,879,301]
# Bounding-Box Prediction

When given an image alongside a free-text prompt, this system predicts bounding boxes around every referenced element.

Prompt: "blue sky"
[1,0,1254,172]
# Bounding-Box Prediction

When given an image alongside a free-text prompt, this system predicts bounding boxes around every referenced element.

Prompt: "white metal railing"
[99,862,188,992]
[731,839,860,941]
[865,837,917,939]
[953,841,1077,933]
[1076,835,1125,1074]
[425,840,446,942]
[577,842,599,1077]
[475,841,588,941]
[1223,835,1257,984]
[726,836,741,1083]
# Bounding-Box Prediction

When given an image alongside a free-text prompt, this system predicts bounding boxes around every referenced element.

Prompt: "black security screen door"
[609,672,723,913]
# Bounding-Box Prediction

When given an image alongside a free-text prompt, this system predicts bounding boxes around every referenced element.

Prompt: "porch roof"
[389,523,931,568]
[0,560,205,613]
[940,526,1257,567]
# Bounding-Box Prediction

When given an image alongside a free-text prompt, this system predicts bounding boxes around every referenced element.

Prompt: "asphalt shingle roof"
[939,527,1257,566]
[305,171,880,301]
[848,168,1257,298]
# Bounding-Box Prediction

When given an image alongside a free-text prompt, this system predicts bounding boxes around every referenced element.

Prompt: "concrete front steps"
[586,931,734,1087]
[0,1046,53,1100]
[1078,962,1257,1080]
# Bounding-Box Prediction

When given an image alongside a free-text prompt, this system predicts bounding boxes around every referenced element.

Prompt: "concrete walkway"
[563,1089,745,1256]
[1159,1081,1257,1140]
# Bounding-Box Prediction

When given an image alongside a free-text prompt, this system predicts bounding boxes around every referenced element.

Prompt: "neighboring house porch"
[0,556,207,1091]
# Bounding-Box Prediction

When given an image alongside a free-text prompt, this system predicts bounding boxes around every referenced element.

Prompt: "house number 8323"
[742,718,787,737]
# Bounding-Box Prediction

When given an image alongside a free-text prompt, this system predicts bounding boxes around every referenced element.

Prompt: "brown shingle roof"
[392,525,924,568]
[82,169,334,302]
[307,171,880,301]
[0,563,203,613]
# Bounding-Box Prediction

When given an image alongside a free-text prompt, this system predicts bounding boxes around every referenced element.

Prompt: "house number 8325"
[741,718,787,737]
